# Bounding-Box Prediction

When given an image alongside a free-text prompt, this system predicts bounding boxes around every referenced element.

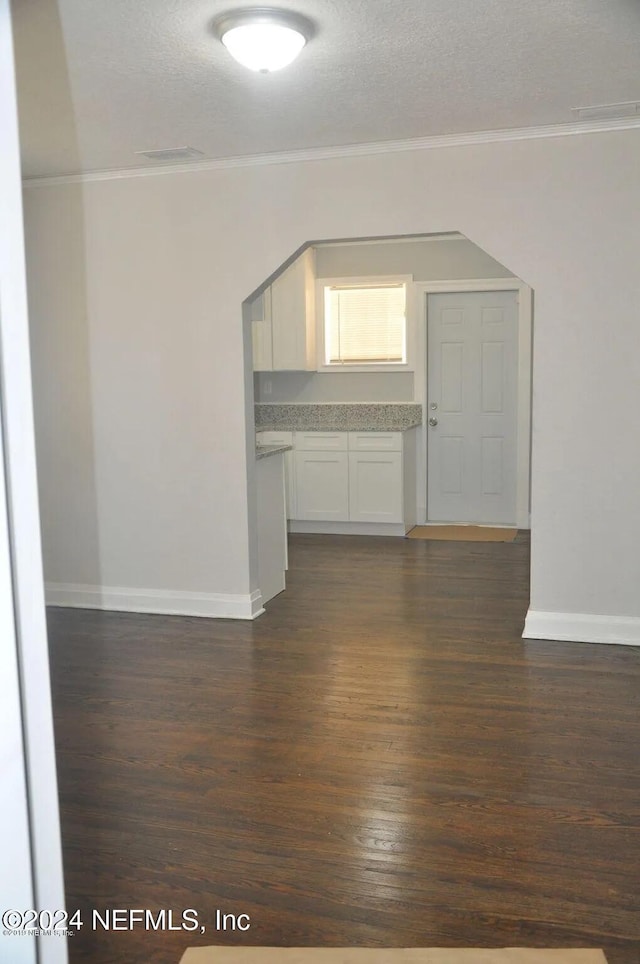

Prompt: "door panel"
[481,342,504,412]
[481,436,504,495]
[440,436,464,494]
[441,342,464,411]
[427,290,518,524]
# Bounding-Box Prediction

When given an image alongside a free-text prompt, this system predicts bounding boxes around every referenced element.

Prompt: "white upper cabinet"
[270,248,316,371]
[251,287,273,372]
[250,248,316,372]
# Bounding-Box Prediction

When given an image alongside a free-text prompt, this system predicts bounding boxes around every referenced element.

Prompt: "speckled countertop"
[255,403,422,432]
[255,442,293,460]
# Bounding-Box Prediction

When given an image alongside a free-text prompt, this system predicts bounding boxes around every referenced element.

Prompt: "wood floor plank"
[46,532,640,964]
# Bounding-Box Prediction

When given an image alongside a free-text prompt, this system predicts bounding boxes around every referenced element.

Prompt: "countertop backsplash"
[255,402,422,432]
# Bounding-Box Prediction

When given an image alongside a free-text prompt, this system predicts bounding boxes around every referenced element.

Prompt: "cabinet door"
[294,451,349,521]
[251,288,273,372]
[348,451,403,523]
[271,249,315,371]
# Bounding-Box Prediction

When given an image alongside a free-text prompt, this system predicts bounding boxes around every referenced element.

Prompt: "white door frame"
[414,278,532,529]
[1,2,68,960]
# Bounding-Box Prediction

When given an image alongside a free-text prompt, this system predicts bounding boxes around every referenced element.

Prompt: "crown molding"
[23,115,640,188]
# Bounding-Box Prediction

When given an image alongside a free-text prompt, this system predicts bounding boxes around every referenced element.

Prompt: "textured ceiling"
[12,0,640,178]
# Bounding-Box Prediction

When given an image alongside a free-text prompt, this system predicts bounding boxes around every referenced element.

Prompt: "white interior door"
[427,290,518,525]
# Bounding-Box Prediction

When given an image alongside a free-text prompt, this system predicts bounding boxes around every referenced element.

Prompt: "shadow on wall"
[16,2,103,592]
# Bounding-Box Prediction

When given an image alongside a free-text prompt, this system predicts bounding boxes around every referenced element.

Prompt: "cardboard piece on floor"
[407,526,518,542]
[180,948,607,964]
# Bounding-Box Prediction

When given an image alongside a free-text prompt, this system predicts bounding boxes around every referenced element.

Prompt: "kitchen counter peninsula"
[255,442,293,460]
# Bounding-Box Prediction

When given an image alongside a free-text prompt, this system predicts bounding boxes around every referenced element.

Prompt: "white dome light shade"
[215,9,313,72]
[222,22,305,71]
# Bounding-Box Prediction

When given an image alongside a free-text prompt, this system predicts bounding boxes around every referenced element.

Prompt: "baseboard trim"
[45,583,265,620]
[523,609,640,646]
[289,520,408,537]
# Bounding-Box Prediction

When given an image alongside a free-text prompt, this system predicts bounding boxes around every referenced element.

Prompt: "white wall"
[24,129,640,636]
[255,370,415,403]
[314,236,514,279]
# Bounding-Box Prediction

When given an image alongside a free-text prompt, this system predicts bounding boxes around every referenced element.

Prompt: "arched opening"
[243,231,533,616]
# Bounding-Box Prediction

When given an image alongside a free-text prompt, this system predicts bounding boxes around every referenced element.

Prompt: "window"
[322,281,407,367]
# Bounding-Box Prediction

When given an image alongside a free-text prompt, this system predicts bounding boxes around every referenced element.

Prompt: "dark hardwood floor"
[47,532,640,964]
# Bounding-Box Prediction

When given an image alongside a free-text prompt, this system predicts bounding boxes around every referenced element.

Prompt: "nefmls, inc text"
[92,909,200,931]
[90,908,250,932]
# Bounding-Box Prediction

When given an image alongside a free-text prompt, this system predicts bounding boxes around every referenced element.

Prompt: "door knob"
[428,417,438,427]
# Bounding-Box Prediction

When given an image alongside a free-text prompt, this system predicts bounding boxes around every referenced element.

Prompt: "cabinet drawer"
[348,431,402,452]
[257,431,293,446]
[294,431,348,451]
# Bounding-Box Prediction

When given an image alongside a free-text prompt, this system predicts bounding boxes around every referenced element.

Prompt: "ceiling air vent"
[134,146,205,162]
[571,101,640,121]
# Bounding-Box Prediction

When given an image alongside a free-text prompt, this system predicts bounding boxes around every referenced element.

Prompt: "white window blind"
[325,283,406,365]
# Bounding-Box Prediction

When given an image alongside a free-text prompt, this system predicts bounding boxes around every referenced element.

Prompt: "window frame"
[315,274,415,373]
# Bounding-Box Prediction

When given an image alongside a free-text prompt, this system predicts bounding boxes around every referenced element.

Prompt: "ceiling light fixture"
[214,7,313,72]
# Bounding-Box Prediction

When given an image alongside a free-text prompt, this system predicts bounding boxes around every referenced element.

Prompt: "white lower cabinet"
[293,451,349,521]
[288,429,416,533]
[348,451,403,523]
[257,428,416,532]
